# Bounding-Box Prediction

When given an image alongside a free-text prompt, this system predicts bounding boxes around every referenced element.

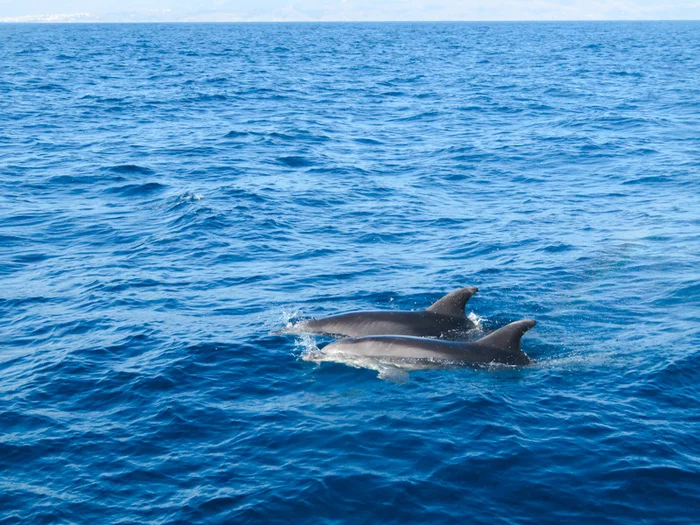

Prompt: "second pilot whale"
[292,286,479,339]
[312,319,537,368]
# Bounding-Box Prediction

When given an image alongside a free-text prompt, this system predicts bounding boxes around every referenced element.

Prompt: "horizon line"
[2,19,699,24]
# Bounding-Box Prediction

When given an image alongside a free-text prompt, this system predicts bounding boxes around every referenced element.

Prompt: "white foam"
[178,191,204,202]
[468,311,485,329]
[271,306,306,335]
[376,365,409,383]
[534,352,616,371]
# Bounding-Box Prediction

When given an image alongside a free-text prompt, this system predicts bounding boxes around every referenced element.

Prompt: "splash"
[280,306,301,326]
[274,307,305,334]
[468,311,485,329]
[293,333,320,360]
[178,191,204,202]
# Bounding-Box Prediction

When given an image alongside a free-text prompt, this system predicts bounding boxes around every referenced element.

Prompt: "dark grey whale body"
[295,287,479,339]
[320,319,536,367]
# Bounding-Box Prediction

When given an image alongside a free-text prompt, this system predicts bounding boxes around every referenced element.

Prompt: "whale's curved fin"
[475,319,537,354]
[426,287,478,317]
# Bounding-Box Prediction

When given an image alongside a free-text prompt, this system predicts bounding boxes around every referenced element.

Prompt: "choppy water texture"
[1,22,699,524]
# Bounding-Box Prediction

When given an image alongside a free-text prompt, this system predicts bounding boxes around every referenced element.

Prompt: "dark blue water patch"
[28,83,72,93]
[79,94,127,104]
[538,243,576,253]
[381,90,406,97]
[0,234,26,245]
[11,252,53,264]
[105,182,167,196]
[354,137,384,145]
[183,93,228,103]
[267,131,332,143]
[621,175,674,185]
[161,146,219,157]
[276,155,314,167]
[223,130,250,139]
[656,281,700,306]
[610,70,644,77]
[103,164,155,175]
[394,110,441,121]
[47,174,127,187]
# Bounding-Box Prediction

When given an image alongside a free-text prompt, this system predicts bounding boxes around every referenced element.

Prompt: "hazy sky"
[1,0,699,22]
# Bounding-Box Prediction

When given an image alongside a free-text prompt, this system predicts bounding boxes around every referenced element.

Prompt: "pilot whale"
[312,319,537,368]
[293,286,479,339]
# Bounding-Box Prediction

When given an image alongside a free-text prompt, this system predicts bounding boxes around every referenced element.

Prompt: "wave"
[103,165,156,175]
[105,182,167,196]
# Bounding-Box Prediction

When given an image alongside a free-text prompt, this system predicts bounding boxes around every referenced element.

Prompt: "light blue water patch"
[1,21,699,524]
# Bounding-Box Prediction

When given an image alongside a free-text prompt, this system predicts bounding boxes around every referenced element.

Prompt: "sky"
[1,0,699,22]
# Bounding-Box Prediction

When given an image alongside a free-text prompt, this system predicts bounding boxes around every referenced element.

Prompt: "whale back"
[298,310,469,338]
[319,318,537,366]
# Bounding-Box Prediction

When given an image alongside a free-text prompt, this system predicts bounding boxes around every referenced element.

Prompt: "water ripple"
[0,21,699,524]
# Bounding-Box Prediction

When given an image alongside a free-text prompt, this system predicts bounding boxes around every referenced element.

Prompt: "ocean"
[1,21,699,523]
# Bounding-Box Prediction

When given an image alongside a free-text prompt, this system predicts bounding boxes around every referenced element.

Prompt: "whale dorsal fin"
[475,319,537,354]
[425,287,478,317]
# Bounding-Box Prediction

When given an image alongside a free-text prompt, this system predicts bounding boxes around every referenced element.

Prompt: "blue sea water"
[1,21,699,523]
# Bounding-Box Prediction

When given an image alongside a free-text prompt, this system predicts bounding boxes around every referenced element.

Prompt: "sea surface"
[1,21,699,524]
